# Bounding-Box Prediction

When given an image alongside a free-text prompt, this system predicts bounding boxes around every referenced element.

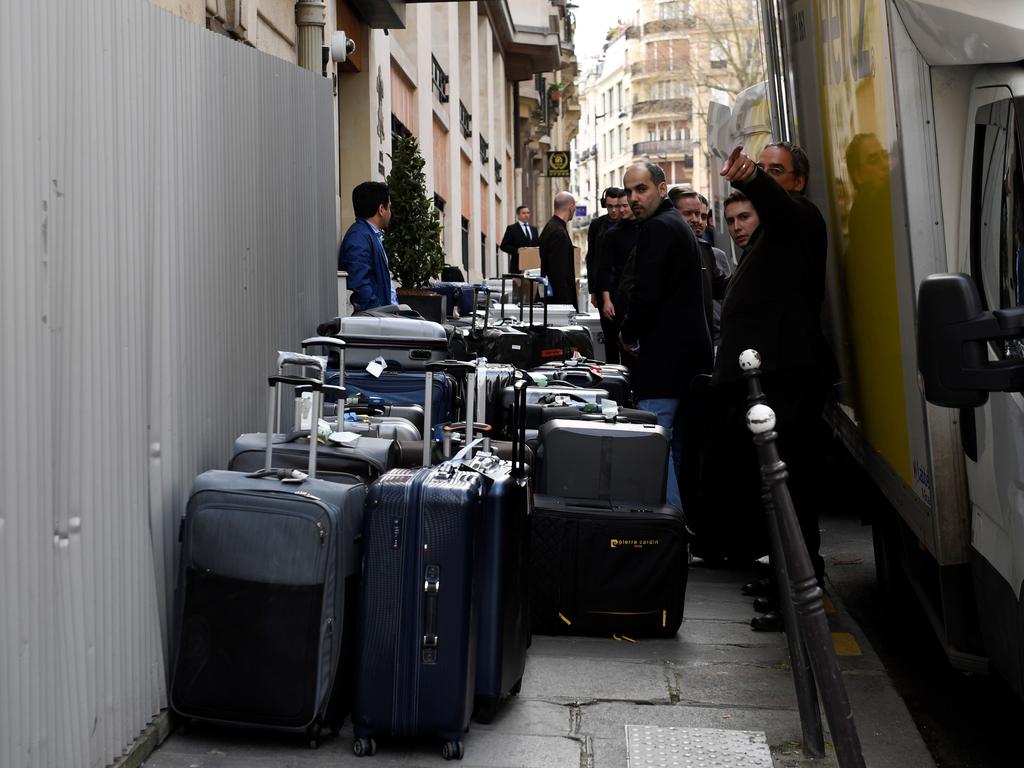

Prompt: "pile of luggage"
[167,303,689,761]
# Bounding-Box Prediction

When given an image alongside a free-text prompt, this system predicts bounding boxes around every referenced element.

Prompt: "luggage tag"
[601,399,619,420]
[327,430,361,447]
[365,356,388,378]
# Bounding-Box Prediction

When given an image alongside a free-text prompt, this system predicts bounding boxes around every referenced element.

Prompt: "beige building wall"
[145,0,579,282]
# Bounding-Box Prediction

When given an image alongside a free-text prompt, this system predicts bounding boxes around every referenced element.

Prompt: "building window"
[494,159,503,183]
[431,55,450,103]
[480,135,489,164]
[461,217,470,274]
[434,194,447,246]
[480,233,488,279]
[391,115,411,146]
[459,101,472,138]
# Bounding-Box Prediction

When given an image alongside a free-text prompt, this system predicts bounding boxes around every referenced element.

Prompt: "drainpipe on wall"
[296,0,326,74]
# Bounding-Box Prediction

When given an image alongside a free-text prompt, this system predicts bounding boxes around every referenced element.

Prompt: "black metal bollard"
[740,349,865,768]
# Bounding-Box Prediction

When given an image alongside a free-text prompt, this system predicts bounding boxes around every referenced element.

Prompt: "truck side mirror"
[917,273,1024,407]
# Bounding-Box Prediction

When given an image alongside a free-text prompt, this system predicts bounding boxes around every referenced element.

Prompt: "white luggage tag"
[601,398,619,420]
[297,392,315,430]
[327,429,361,447]
[365,356,387,378]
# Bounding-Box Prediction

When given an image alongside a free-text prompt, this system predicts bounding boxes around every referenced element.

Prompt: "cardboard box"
[518,246,540,271]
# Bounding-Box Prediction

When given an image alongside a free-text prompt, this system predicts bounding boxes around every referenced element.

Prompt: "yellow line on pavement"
[832,632,862,657]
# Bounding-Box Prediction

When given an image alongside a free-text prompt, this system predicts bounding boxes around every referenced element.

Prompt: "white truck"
[708,0,1024,697]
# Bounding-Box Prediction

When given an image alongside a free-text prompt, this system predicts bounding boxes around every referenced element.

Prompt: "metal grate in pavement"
[625,725,774,767]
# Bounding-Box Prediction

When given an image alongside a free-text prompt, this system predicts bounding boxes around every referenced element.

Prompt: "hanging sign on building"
[547,150,570,178]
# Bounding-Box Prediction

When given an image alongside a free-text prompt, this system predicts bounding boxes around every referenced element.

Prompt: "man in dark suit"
[338,181,397,311]
[619,162,712,510]
[585,187,622,309]
[539,191,578,305]
[499,205,539,274]
[709,142,837,630]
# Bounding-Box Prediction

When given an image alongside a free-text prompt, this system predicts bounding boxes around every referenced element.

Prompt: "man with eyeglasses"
[675,191,732,346]
[703,141,837,632]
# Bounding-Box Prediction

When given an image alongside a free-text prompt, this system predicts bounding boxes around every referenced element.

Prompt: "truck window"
[971,95,1024,332]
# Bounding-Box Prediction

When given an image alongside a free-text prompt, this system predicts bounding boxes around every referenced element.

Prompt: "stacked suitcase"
[170,322,534,761]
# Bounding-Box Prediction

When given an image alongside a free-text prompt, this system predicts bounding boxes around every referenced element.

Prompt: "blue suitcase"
[431,281,489,318]
[170,375,365,742]
[330,368,455,428]
[352,465,483,760]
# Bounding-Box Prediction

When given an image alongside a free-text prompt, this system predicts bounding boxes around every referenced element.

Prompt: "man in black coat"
[539,191,578,306]
[595,194,637,364]
[709,142,837,631]
[499,205,539,274]
[585,187,621,309]
[620,162,712,510]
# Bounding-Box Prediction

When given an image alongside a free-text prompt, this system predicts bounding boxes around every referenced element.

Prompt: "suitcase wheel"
[353,737,376,757]
[474,698,500,725]
[441,740,464,761]
[511,677,523,695]
[307,724,323,749]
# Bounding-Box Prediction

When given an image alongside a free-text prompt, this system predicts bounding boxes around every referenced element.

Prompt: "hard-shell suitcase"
[171,373,365,740]
[459,375,532,722]
[336,369,455,428]
[351,465,483,760]
[536,419,670,505]
[330,314,449,370]
[530,495,688,638]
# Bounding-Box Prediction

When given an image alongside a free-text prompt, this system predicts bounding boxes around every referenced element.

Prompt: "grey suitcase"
[334,315,449,370]
[536,419,671,506]
[171,374,365,741]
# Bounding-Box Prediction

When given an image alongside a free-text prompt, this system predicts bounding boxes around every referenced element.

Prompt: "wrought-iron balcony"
[631,97,692,118]
[459,101,472,138]
[431,56,449,104]
[630,59,690,79]
[632,140,689,157]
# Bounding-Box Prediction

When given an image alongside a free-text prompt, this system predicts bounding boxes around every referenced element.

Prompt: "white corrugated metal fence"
[0,1,337,765]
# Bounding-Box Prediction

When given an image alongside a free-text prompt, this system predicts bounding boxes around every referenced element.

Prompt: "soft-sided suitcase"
[352,465,483,760]
[431,281,489,318]
[530,494,688,638]
[329,314,449,370]
[499,385,611,430]
[536,419,670,505]
[531,360,633,406]
[171,374,365,742]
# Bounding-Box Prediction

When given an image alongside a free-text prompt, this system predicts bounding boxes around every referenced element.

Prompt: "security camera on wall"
[330,30,356,64]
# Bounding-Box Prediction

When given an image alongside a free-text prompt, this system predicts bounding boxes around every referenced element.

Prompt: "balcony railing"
[630,58,690,78]
[480,135,489,164]
[459,101,472,138]
[642,17,696,35]
[431,56,449,103]
[631,97,692,118]
[494,158,503,183]
[633,140,689,156]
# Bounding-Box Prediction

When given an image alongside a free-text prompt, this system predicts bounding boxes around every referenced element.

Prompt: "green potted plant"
[547,81,566,103]
[383,135,447,320]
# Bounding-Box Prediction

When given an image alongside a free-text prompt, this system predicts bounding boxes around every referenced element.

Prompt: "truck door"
[964,82,1024,681]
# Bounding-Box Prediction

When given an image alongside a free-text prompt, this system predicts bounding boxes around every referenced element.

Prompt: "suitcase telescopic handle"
[511,377,528,478]
[266,375,323,479]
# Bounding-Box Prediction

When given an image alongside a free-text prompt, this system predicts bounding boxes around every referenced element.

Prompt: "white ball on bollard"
[739,349,762,371]
[746,404,776,434]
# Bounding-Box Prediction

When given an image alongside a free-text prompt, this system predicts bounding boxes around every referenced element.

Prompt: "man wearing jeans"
[619,162,712,509]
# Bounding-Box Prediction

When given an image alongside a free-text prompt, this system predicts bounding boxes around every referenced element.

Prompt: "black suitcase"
[171,374,365,741]
[531,360,633,406]
[351,465,483,760]
[536,419,670,505]
[530,495,688,638]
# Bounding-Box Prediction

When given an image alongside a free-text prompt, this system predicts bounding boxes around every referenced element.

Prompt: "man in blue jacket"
[339,181,398,311]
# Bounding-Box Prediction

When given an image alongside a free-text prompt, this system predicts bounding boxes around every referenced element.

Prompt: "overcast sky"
[571,0,638,69]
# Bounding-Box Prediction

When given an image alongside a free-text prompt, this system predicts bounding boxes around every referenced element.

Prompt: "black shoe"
[750,610,784,632]
[741,577,772,597]
[752,596,777,614]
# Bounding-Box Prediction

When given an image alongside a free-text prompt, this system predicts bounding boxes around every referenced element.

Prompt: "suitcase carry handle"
[265,375,323,479]
[302,336,349,434]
